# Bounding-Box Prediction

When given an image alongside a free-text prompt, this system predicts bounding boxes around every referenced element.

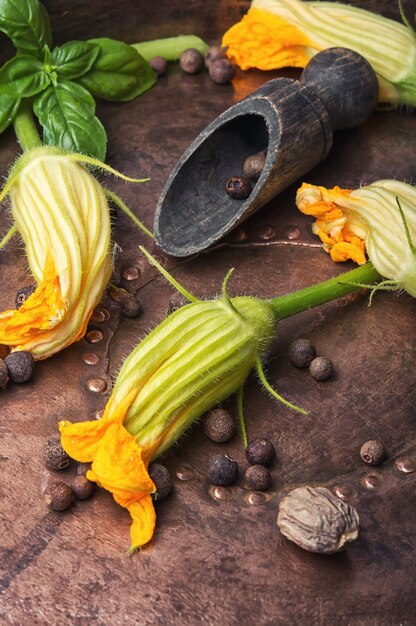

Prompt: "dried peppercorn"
[243,151,266,181]
[179,48,204,74]
[360,440,385,465]
[207,454,238,486]
[244,464,271,491]
[202,407,236,443]
[150,56,168,77]
[43,436,71,470]
[121,292,142,318]
[209,58,235,84]
[309,356,333,381]
[72,475,95,500]
[148,462,173,500]
[5,350,35,383]
[225,176,252,200]
[204,45,227,68]
[166,292,189,316]
[246,438,275,467]
[288,338,316,368]
[44,481,73,511]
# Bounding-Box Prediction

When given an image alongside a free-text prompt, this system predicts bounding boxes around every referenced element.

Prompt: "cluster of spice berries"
[225,149,267,201]
[42,437,95,511]
[203,407,275,491]
[150,45,235,85]
[0,349,35,390]
[288,338,333,381]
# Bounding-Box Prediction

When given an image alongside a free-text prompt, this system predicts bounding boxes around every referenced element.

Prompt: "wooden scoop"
[154,48,378,257]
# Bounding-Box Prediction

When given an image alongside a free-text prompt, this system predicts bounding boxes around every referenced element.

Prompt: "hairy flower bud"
[0,146,113,359]
[60,290,278,552]
[296,180,416,297]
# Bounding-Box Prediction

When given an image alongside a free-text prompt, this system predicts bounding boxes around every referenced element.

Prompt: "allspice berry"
[244,465,271,491]
[288,338,316,368]
[15,284,36,309]
[44,481,73,511]
[243,151,266,181]
[43,436,71,470]
[246,438,275,467]
[309,356,333,381]
[166,292,189,316]
[120,293,142,318]
[225,176,252,200]
[204,45,227,68]
[0,359,9,390]
[72,475,95,500]
[5,350,35,383]
[148,462,173,500]
[150,56,168,77]
[209,58,235,84]
[202,408,236,443]
[77,462,91,476]
[179,48,204,74]
[360,440,385,466]
[207,454,238,486]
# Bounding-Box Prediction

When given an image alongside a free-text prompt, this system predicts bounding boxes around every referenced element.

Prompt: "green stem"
[270,262,382,320]
[131,35,209,61]
[12,100,42,152]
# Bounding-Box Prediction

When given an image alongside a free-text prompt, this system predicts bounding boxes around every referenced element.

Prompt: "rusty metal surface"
[0,1,415,624]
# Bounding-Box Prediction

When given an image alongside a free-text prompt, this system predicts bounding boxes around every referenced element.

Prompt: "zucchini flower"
[60,250,307,554]
[222,0,416,105]
[0,146,144,359]
[296,180,416,297]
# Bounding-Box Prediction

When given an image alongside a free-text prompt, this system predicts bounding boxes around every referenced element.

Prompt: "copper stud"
[90,309,106,323]
[82,352,100,366]
[396,458,416,474]
[86,378,107,393]
[286,226,301,240]
[85,330,104,343]
[257,225,276,241]
[122,266,140,281]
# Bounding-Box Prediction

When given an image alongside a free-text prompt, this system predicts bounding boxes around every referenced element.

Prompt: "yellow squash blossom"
[60,252,307,553]
[296,180,416,297]
[0,146,146,360]
[222,0,416,105]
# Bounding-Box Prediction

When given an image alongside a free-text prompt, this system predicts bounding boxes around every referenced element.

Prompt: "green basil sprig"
[0,0,157,159]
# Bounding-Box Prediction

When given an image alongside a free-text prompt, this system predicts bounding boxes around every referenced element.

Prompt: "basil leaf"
[77,38,157,102]
[0,94,20,133]
[0,55,50,97]
[33,80,107,160]
[0,0,52,58]
[52,41,100,80]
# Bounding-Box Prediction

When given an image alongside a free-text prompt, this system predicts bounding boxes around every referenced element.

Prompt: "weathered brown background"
[0,1,415,624]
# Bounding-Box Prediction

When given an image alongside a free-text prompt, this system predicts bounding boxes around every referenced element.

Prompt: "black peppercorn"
[5,350,35,383]
[0,359,9,390]
[207,454,238,486]
[225,176,252,200]
[203,408,236,443]
[246,438,275,467]
[204,45,227,68]
[44,481,73,511]
[244,464,271,491]
[208,58,235,84]
[77,462,91,476]
[120,293,142,318]
[166,292,189,316]
[309,356,333,381]
[179,48,204,74]
[148,462,173,500]
[43,436,71,470]
[150,56,168,76]
[288,338,316,368]
[15,284,36,309]
[360,440,385,465]
[243,151,267,181]
[72,475,95,500]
